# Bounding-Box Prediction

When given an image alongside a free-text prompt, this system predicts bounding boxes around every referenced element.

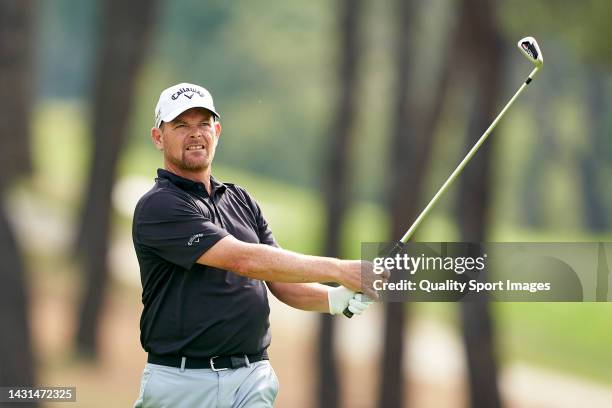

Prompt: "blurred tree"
[378,0,456,406]
[578,70,610,230]
[318,0,363,406]
[0,4,33,179]
[74,0,158,357]
[0,0,37,403]
[377,2,415,406]
[501,0,612,231]
[38,0,98,99]
[454,0,503,407]
[596,243,609,301]
[0,207,36,399]
[519,91,558,228]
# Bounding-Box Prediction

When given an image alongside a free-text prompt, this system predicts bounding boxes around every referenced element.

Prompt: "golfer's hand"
[337,260,390,300]
[328,286,374,315]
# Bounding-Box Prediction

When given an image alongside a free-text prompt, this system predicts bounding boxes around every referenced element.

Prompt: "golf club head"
[517,36,543,69]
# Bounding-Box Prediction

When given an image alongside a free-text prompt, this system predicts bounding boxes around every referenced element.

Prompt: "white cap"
[154,82,220,128]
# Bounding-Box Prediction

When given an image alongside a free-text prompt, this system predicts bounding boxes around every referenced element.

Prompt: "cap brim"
[160,102,220,126]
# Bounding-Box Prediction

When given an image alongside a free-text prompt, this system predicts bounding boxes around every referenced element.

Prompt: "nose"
[189,125,205,138]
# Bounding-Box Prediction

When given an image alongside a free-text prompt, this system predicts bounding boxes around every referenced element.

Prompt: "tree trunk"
[0,0,33,187]
[454,0,503,407]
[75,0,158,357]
[378,2,414,406]
[318,1,363,407]
[579,70,609,231]
[0,205,37,407]
[378,1,456,406]
[519,85,558,228]
[0,1,37,405]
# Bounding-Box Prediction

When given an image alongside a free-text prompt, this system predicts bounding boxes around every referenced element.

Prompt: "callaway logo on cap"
[154,82,220,128]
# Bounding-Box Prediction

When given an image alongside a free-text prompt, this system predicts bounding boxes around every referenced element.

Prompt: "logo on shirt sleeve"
[187,233,204,246]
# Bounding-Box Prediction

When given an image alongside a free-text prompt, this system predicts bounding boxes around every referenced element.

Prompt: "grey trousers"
[134,360,279,408]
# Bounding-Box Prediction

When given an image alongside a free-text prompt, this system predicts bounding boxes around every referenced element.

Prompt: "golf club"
[344,36,543,318]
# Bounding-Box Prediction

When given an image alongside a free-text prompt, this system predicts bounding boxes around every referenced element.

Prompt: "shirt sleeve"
[134,190,229,270]
[239,187,279,248]
[255,204,278,248]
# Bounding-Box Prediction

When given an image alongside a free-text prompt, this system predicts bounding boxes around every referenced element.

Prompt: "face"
[151,108,222,174]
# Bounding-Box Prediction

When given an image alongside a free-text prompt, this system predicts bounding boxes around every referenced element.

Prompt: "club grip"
[342,241,406,318]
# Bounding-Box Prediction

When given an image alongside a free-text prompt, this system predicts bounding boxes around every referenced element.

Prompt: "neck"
[165,162,212,193]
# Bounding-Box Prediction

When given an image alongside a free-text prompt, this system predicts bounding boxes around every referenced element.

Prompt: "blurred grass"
[495,302,612,387]
[416,301,612,387]
[28,100,612,388]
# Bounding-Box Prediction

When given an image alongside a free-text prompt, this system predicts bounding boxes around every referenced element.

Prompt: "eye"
[174,123,186,128]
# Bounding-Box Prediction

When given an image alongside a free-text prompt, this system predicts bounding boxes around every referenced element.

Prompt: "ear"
[151,126,164,150]
[214,120,222,141]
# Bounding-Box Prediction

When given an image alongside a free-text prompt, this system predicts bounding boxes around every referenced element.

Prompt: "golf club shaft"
[399,66,539,244]
[343,67,539,318]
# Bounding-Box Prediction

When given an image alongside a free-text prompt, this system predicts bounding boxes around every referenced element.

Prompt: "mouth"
[185,144,205,151]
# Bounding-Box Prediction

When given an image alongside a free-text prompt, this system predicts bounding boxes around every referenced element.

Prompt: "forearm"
[267,282,331,312]
[198,236,342,284]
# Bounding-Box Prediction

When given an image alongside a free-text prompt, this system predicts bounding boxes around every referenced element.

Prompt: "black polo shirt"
[132,168,276,358]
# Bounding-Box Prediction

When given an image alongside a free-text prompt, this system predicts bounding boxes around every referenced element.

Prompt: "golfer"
[132,83,386,407]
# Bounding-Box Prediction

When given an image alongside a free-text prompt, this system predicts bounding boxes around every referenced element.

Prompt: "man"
[132,83,386,408]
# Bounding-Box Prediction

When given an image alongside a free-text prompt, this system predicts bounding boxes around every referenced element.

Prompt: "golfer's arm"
[266,282,330,313]
[197,235,342,284]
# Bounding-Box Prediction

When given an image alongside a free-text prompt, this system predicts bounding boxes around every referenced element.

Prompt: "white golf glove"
[328,286,374,316]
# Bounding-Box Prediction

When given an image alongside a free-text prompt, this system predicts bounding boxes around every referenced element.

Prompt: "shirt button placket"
[210,196,225,228]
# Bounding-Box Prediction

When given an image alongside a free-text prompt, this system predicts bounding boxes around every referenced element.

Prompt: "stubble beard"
[166,150,212,173]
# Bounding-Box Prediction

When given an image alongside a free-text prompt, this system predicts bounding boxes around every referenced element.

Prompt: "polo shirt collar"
[157,168,227,197]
